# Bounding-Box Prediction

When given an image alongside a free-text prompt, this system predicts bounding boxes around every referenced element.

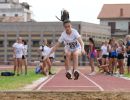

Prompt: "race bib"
[67,41,78,49]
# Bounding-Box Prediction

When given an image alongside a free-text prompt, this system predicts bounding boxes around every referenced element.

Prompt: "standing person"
[108,37,118,75]
[87,38,97,75]
[126,35,130,74]
[101,41,108,65]
[117,40,125,77]
[22,40,28,75]
[12,40,18,74]
[43,20,85,80]
[48,40,55,75]
[39,39,52,76]
[13,37,24,76]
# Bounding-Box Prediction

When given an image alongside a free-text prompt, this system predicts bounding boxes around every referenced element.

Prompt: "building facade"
[0,0,32,22]
[98,4,130,39]
[0,22,110,65]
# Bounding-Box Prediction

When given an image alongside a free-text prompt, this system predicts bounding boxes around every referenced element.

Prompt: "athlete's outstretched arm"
[43,42,61,60]
[77,37,85,54]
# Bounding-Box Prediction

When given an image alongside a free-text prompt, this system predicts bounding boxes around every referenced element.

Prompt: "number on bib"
[68,41,78,49]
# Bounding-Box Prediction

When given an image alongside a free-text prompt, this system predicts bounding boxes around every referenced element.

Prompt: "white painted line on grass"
[79,71,104,91]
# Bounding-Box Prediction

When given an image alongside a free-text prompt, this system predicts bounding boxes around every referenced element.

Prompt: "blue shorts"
[90,53,96,59]
[110,51,117,58]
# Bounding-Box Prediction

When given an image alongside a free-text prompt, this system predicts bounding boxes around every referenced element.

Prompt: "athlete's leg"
[120,59,124,75]
[65,50,71,71]
[13,58,16,74]
[23,58,27,75]
[65,50,72,79]
[16,58,20,76]
[46,58,53,75]
[19,58,23,75]
[72,50,80,80]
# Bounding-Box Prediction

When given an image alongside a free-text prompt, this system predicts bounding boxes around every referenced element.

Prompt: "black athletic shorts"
[127,56,130,67]
[22,55,27,59]
[108,53,111,58]
[64,55,66,60]
[102,55,108,58]
[117,53,124,60]
[41,56,44,60]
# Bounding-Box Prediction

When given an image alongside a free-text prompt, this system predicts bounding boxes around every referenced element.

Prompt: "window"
[14,14,18,17]
[32,40,39,47]
[2,14,6,17]
[108,22,116,34]
[0,41,4,47]
[8,40,15,47]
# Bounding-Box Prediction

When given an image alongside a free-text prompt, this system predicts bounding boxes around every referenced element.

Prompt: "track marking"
[36,75,56,90]
[36,69,62,90]
[43,86,97,88]
[79,71,104,91]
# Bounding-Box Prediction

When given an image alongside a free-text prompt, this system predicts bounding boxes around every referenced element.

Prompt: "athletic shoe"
[74,70,79,80]
[105,72,111,75]
[49,71,55,75]
[88,72,96,76]
[66,72,72,79]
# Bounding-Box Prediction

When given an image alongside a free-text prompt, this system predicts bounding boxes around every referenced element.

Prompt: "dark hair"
[22,40,27,45]
[89,38,95,45]
[89,38,95,49]
[61,10,69,22]
[63,20,71,26]
[108,39,112,44]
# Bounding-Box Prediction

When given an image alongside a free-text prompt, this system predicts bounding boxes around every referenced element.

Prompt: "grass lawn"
[124,73,130,78]
[0,68,44,90]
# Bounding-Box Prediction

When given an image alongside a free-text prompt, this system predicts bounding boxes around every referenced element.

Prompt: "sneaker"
[49,71,55,75]
[89,72,96,76]
[66,72,72,79]
[74,70,79,80]
[105,72,111,75]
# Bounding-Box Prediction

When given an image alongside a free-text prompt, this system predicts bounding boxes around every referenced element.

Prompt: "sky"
[20,0,130,24]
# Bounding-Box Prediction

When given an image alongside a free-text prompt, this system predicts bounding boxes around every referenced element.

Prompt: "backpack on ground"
[35,64,42,74]
[1,72,15,76]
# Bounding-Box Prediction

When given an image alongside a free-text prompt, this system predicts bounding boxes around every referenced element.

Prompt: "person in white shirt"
[101,41,108,65]
[22,40,28,75]
[39,39,52,76]
[13,37,24,76]
[44,20,85,80]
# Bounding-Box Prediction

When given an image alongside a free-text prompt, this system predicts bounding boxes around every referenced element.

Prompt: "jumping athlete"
[43,20,85,80]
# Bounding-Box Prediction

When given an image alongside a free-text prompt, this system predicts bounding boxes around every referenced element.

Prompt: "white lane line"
[44,86,97,88]
[79,72,104,91]
[36,69,62,90]
[36,75,55,90]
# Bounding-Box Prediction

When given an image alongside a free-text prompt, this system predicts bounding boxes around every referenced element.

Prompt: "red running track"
[36,68,130,91]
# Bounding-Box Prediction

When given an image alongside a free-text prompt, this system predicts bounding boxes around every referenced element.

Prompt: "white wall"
[100,19,130,31]
[0,4,11,8]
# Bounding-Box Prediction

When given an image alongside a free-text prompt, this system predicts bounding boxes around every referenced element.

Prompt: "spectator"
[126,35,130,74]
[13,37,24,76]
[117,40,125,77]
[22,40,28,75]
[88,38,97,75]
